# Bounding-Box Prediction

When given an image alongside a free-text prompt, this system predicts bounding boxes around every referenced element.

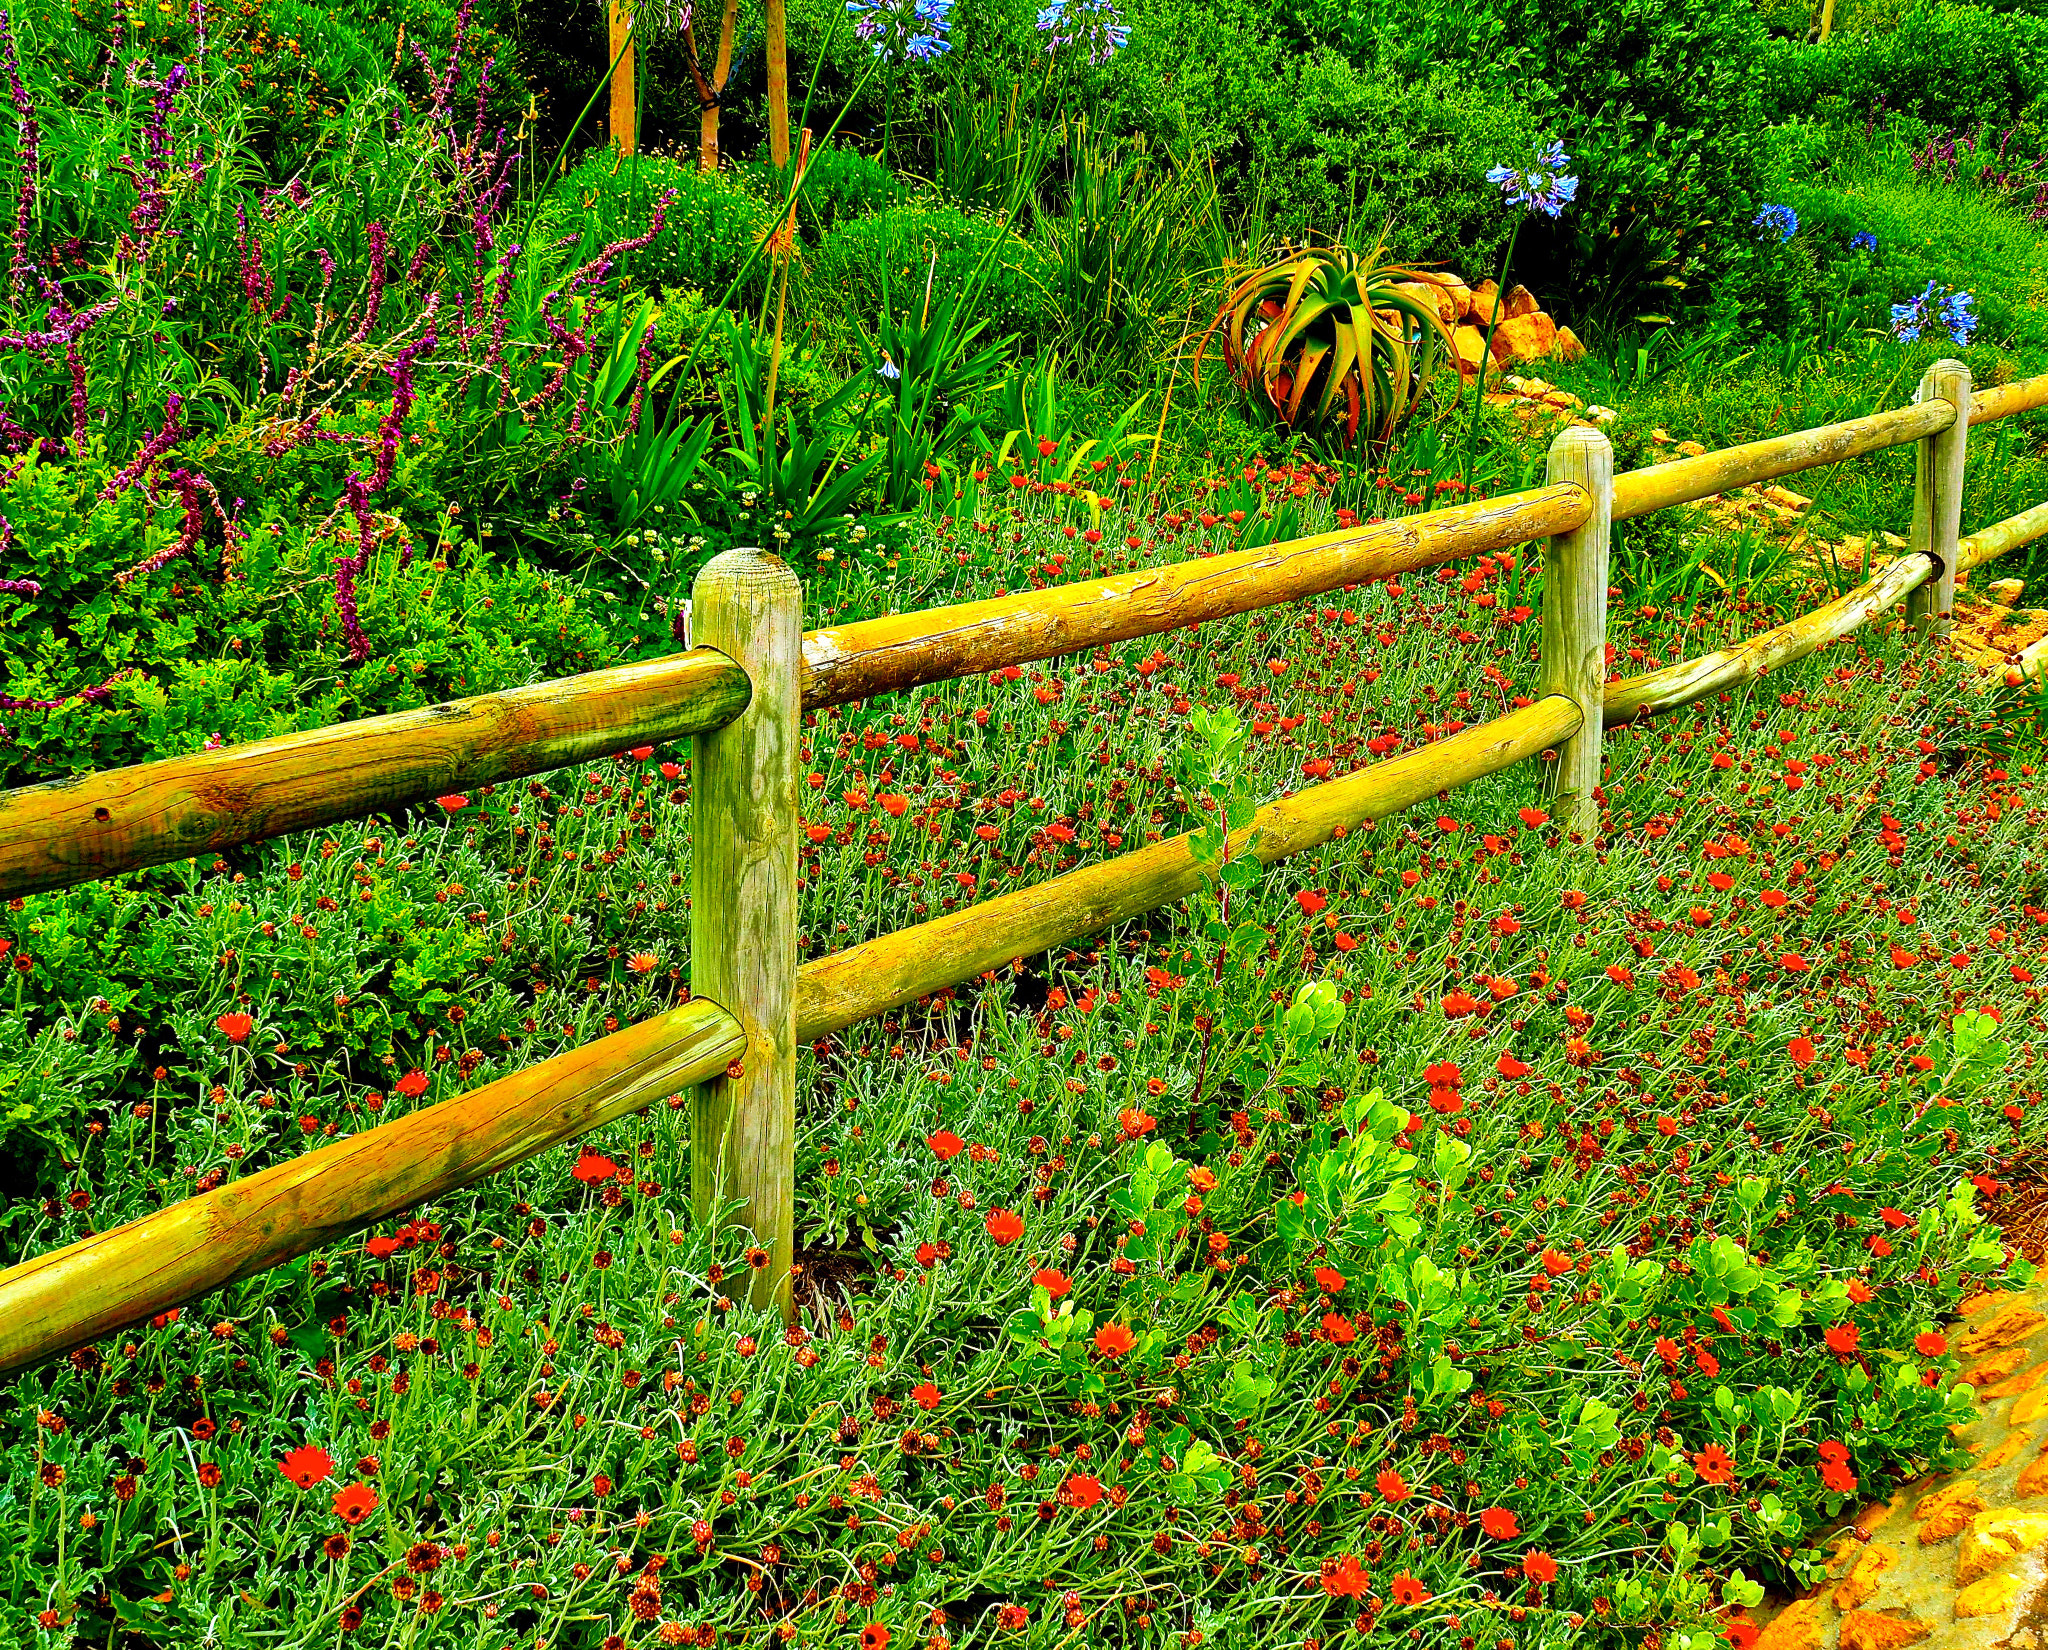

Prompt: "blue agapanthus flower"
[1753,203,1799,242]
[1849,230,1878,252]
[846,0,952,60]
[1037,0,1127,61]
[1484,140,1578,219]
[1890,279,1977,346]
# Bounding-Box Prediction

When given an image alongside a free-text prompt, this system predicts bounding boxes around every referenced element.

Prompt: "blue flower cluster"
[846,0,952,61]
[1037,0,1128,61]
[1484,140,1577,219]
[1752,203,1798,243]
[1890,279,1977,346]
[1849,230,1878,252]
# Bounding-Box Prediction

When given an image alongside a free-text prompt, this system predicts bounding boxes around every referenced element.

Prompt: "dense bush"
[1761,4,2048,130]
[741,139,907,232]
[545,149,780,300]
[807,199,1056,341]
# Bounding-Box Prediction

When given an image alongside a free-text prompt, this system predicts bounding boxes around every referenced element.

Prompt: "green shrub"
[1761,4,2048,129]
[741,140,906,233]
[808,200,1056,343]
[1249,56,1543,272]
[544,150,779,301]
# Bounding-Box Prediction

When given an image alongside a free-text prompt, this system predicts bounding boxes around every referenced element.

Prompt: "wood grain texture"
[794,696,1582,1042]
[691,550,802,1316]
[1541,426,1611,840]
[799,485,1590,709]
[608,0,637,153]
[1969,372,2048,426]
[1906,360,1970,636]
[1959,499,2048,573]
[0,997,745,1375]
[0,648,749,902]
[1610,400,1952,524]
[1606,553,1933,726]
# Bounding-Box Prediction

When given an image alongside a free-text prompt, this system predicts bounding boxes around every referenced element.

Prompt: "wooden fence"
[4,358,2048,1373]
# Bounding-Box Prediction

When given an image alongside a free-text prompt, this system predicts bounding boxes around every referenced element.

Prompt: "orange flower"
[911,1382,941,1411]
[394,1071,429,1098]
[1693,1444,1736,1486]
[1517,807,1548,829]
[628,953,659,973]
[1321,1555,1370,1597]
[331,1482,379,1524]
[435,794,468,811]
[927,1130,965,1160]
[1787,1035,1816,1067]
[1479,1505,1520,1539]
[1523,1550,1558,1584]
[1390,1574,1431,1607]
[1915,1331,1948,1356]
[1313,1266,1347,1293]
[1825,1321,1860,1356]
[279,1445,333,1488]
[1062,1473,1104,1508]
[572,1150,620,1184]
[1034,1268,1071,1298]
[216,1012,253,1044]
[1375,1468,1411,1503]
[1093,1323,1136,1357]
[861,1626,890,1650]
[984,1208,1024,1246]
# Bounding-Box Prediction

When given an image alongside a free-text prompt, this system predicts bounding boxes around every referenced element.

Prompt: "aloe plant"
[1207,239,1451,452]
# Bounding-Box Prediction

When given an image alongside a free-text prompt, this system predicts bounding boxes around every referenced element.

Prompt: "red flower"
[1296,890,1328,917]
[927,1130,966,1160]
[1818,1440,1857,1495]
[1787,1036,1816,1068]
[1441,990,1480,1019]
[628,746,654,760]
[1825,1322,1860,1356]
[1321,1313,1357,1345]
[1322,1555,1370,1598]
[1062,1472,1105,1509]
[1390,1574,1431,1607]
[1540,1250,1571,1277]
[331,1483,379,1524]
[1496,1052,1531,1079]
[861,1626,890,1650]
[216,1012,253,1044]
[1034,1268,1071,1298]
[280,1445,334,1488]
[1093,1323,1136,1357]
[572,1150,620,1184]
[1915,1331,1948,1357]
[1693,1445,1736,1486]
[985,1208,1024,1246]
[435,794,469,811]
[911,1382,941,1411]
[1726,1619,1761,1650]
[1314,1266,1348,1293]
[1778,953,1811,973]
[395,1070,429,1098]
[1479,1506,1520,1540]
[1523,1550,1558,1585]
[1376,1468,1411,1503]
[1517,807,1549,829]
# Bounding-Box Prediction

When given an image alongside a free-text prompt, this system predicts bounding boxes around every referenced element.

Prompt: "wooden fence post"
[1906,358,1970,638]
[691,548,802,1317]
[1541,424,1612,842]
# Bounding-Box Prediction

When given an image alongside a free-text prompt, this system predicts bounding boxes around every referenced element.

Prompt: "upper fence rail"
[4,370,2048,905]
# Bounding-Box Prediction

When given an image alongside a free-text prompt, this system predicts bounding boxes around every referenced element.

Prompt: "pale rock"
[1831,1541,1896,1610]
[1554,325,1587,363]
[1960,1305,2048,1357]
[1502,282,1539,319]
[1956,1508,2048,1585]
[1955,1567,2027,1619]
[1489,310,1558,365]
[1752,1598,1822,1650]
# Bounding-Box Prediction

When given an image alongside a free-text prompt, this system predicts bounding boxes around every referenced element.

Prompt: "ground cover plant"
[5,0,2048,1644]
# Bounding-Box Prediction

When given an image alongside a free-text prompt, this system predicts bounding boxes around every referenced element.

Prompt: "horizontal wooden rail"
[798,487,1591,709]
[1959,498,2048,572]
[1604,492,2048,724]
[793,695,1581,1041]
[1610,400,1952,523]
[0,648,752,903]
[1970,374,2048,426]
[0,996,746,1375]
[1605,553,1933,724]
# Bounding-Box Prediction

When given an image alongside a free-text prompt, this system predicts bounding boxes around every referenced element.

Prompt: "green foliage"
[544,149,780,300]
[1761,4,2048,130]
[807,199,1056,341]
[1249,56,1542,270]
[741,139,907,231]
